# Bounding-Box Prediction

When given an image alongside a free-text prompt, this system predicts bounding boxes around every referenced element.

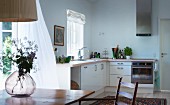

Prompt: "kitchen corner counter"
[56,59,108,67]
[56,58,157,89]
[56,58,157,67]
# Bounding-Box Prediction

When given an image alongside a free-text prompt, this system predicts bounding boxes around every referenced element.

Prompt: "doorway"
[160,19,170,91]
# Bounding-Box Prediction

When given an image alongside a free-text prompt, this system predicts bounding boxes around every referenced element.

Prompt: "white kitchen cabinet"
[96,62,106,89]
[109,62,132,86]
[81,62,106,91]
[110,75,131,86]
[81,64,96,90]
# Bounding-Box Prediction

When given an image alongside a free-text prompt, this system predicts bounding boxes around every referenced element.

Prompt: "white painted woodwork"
[160,19,170,90]
[110,62,132,66]
[110,75,131,86]
[57,66,71,89]
[81,64,97,90]
[109,62,132,86]
[81,62,106,91]
[110,66,131,75]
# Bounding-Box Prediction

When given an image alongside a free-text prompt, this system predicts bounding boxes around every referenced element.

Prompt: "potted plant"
[124,46,132,59]
[4,37,38,96]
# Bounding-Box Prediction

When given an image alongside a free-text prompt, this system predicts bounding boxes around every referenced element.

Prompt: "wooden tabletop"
[0,89,95,105]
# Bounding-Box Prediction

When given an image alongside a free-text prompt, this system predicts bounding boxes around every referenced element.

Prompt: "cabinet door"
[110,75,131,86]
[95,62,106,90]
[98,62,106,88]
[81,64,98,91]
[81,62,106,91]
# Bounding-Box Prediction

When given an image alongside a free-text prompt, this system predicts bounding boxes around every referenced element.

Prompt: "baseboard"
[160,90,170,92]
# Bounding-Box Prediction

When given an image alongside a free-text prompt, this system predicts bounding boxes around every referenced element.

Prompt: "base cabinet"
[110,75,131,86]
[59,60,154,90]
[109,62,132,86]
[81,64,97,90]
[81,62,106,91]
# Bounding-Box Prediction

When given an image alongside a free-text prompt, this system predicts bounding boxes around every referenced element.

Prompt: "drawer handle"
[117,67,123,69]
[117,63,123,65]
[84,66,87,68]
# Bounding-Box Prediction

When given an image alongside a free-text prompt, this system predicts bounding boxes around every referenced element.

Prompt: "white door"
[160,19,170,90]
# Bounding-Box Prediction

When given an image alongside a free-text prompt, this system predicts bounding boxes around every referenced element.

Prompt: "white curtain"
[67,10,85,59]
[67,21,84,59]
[16,0,59,89]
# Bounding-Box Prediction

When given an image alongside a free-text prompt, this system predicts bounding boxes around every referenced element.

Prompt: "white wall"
[91,0,158,59]
[40,0,92,57]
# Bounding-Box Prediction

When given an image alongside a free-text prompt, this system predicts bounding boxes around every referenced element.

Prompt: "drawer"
[110,66,131,75]
[110,75,131,86]
[110,62,132,66]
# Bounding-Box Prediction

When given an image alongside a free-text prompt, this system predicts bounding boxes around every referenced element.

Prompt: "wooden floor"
[82,91,170,105]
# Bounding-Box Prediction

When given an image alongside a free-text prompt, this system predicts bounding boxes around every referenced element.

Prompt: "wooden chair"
[78,77,138,105]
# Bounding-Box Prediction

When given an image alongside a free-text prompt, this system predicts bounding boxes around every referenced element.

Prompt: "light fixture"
[0,0,37,22]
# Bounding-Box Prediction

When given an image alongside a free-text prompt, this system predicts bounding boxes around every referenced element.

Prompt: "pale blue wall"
[159,0,170,19]
[90,0,158,59]
[39,0,170,59]
[40,0,92,57]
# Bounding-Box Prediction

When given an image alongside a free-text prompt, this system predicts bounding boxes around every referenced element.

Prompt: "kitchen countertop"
[56,58,157,67]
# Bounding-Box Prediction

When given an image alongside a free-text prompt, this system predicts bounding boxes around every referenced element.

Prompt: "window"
[67,10,85,59]
[0,22,17,75]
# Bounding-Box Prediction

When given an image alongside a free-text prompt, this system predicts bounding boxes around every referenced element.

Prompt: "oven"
[131,61,153,84]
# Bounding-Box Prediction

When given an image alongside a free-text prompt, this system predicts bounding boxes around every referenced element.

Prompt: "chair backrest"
[115,77,138,105]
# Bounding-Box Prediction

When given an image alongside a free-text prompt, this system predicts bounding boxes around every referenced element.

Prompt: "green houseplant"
[2,36,12,75]
[124,46,132,59]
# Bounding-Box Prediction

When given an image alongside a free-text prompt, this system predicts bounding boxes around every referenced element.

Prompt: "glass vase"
[5,71,36,96]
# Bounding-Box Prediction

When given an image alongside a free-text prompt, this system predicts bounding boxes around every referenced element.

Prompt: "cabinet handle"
[84,66,87,68]
[121,67,123,69]
[95,65,97,71]
[117,62,124,65]
[101,64,104,70]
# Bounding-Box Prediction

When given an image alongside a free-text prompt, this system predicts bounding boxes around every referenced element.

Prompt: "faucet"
[78,47,87,60]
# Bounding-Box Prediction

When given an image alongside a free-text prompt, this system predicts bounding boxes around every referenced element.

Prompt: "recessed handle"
[161,53,167,55]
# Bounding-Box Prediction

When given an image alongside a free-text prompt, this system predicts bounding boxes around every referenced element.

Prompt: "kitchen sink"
[73,59,87,61]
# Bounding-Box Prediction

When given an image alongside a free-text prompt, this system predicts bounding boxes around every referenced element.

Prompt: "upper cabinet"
[136,0,152,36]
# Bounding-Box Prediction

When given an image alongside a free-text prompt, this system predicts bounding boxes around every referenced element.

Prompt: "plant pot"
[5,71,36,97]
[126,56,131,59]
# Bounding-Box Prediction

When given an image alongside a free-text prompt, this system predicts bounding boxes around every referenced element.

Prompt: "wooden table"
[0,89,94,105]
